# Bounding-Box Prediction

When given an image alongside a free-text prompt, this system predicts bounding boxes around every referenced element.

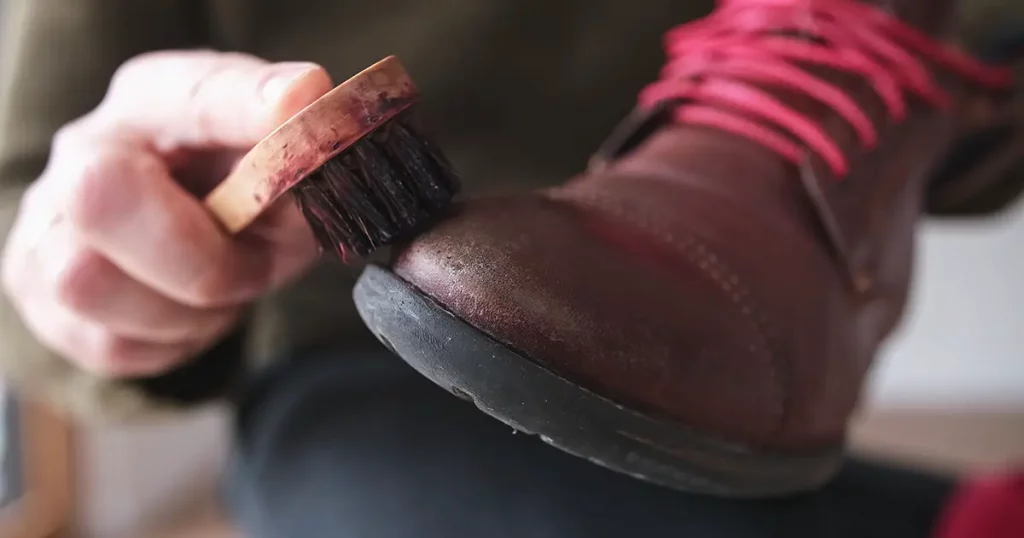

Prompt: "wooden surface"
[143,500,236,538]
[851,407,1024,475]
[0,398,74,538]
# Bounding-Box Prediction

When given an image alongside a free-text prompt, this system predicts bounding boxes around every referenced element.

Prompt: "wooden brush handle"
[203,55,418,233]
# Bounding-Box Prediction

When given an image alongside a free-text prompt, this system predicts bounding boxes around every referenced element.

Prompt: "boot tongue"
[608,0,1013,292]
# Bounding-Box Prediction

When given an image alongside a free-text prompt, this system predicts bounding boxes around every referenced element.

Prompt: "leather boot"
[354,0,1021,497]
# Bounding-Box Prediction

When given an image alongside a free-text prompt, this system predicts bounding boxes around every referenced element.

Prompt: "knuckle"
[185,54,267,124]
[64,152,120,231]
[20,178,47,209]
[52,249,107,313]
[89,331,134,374]
[108,52,163,94]
[50,124,77,152]
[111,50,256,98]
[183,269,232,308]
[108,51,207,105]
[189,96,222,144]
[161,228,240,309]
[186,257,265,309]
[49,120,93,158]
[90,334,177,378]
[63,150,139,234]
[186,71,239,137]
[48,115,114,173]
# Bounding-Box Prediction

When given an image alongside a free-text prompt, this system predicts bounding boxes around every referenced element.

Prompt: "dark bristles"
[293,110,461,260]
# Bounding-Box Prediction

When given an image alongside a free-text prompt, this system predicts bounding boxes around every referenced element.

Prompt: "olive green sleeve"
[0,0,249,422]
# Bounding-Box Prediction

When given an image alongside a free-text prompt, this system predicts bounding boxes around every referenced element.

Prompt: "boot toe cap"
[389,193,788,446]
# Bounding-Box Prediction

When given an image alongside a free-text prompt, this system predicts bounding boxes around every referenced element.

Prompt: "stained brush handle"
[203,55,419,234]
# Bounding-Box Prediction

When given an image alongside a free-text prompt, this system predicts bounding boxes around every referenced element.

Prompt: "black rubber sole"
[353,264,844,498]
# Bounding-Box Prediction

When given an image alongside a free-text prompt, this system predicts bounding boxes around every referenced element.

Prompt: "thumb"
[265,63,336,127]
[102,51,334,148]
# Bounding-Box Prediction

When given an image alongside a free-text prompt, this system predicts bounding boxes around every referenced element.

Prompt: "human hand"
[1,51,333,378]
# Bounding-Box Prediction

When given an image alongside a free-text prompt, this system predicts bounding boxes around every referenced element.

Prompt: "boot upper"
[392,0,1016,450]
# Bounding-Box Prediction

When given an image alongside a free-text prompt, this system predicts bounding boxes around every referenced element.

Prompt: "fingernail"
[262,62,319,103]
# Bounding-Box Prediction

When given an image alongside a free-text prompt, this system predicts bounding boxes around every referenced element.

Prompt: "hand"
[1,51,333,378]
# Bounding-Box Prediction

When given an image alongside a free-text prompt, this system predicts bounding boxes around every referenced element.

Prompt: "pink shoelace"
[638,0,1015,177]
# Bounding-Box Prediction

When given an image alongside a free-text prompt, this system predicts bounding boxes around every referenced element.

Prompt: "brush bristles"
[293,110,461,260]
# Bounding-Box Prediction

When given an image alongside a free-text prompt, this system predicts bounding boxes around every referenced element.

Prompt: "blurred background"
[856,212,1024,464]
[0,2,1020,538]
[870,214,1024,410]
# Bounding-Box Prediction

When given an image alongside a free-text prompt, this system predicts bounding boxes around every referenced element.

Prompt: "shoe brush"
[203,56,460,260]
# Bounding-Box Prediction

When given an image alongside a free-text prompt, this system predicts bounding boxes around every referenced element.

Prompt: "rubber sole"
[353,264,843,498]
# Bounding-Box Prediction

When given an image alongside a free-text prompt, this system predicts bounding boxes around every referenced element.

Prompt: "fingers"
[2,209,242,379]
[236,195,322,290]
[101,51,333,148]
[35,224,239,343]
[17,298,201,378]
[52,136,272,307]
[268,65,337,125]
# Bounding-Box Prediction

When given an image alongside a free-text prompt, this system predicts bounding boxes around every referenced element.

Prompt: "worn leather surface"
[392,2,1016,450]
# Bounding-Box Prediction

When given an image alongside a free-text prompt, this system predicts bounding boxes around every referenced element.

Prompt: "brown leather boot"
[353,0,1021,497]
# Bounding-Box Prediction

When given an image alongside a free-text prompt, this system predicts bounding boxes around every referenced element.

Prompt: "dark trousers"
[224,343,956,538]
